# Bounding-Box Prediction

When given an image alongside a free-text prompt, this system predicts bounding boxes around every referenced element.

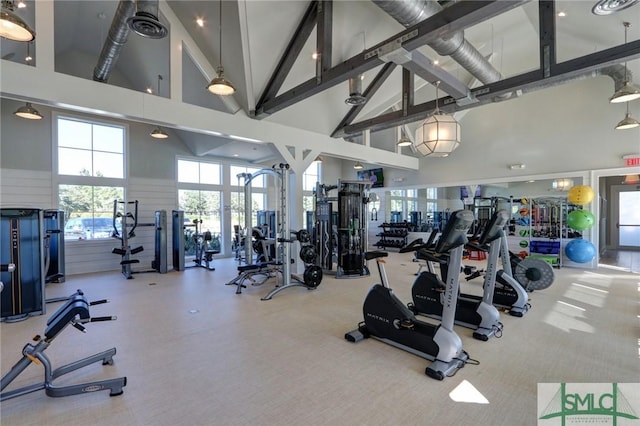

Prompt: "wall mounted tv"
[357,168,384,188]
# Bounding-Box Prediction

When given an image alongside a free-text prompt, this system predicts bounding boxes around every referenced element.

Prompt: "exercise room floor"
[1,253,638,426]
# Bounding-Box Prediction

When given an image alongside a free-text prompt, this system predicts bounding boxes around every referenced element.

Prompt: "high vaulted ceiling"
[2,0,640,163]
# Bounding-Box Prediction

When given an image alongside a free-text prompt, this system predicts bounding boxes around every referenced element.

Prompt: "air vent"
[592,0,640,15]
[127,12,167,39]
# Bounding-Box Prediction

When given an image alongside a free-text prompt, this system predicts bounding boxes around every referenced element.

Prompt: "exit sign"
[626,157,640,166]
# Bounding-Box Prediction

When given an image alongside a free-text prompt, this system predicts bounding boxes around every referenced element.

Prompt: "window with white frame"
[388,189,418,222]
[229,165,266,230]
[303,161,321,228]
[56,115,125,240]
[177,159,223,252]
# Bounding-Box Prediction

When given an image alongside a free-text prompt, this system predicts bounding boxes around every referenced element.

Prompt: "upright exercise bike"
[345,209,475,380]
[405,210,509,341]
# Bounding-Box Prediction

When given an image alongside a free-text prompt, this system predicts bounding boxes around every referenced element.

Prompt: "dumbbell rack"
[374,222,409,250]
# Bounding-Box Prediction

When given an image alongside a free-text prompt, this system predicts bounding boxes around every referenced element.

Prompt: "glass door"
[612,185,640,249]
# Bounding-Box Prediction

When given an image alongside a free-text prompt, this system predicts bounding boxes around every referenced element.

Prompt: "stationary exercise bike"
[345,209,476,380]
[403,210,509,341]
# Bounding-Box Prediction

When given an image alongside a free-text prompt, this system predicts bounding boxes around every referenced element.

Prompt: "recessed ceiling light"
[232,154,239,157]
[17,1,26,8]
[557,10,566,17]
[196,18,204,27]
[433,60,439,65]
[311,52,319,60]
[146,87,152,94]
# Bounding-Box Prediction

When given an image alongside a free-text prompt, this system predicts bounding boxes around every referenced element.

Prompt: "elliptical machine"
[345,210,476,380]
[404,210,509,341]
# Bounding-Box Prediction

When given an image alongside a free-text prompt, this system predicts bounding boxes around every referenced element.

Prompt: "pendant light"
[354,161,364,170]
[396,127,412,147]
[150,74,169,139]
[0,0,35,42]
[415,81,461,157]
[14,102,42,120]
[610,22,640,104]
[207,1,235,96]
[615,102,640,129]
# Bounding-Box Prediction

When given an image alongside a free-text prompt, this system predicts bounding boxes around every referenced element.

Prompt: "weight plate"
[303,265,323,288]
[513,258,555,291]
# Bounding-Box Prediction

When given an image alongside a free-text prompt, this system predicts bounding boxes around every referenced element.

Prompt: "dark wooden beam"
[317,0,332,79]
[254,1,318,115]
[255,0,527,118]
[335,38,640,137]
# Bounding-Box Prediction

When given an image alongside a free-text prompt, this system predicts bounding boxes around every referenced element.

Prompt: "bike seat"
[365,251,388,261]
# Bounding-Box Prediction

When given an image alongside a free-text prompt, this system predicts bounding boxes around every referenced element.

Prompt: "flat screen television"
[460,185,482,198]
[357,168,384,188]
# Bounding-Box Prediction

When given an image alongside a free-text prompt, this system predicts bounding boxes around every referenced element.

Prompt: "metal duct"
[93,1,135,83]
[372,0,502,85]
[127,0,167,39]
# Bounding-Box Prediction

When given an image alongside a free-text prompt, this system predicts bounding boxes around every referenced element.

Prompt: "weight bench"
[225,262,281,294]
[0,290,127,401]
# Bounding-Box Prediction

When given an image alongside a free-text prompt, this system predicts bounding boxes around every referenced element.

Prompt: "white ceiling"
[2,0,640,163]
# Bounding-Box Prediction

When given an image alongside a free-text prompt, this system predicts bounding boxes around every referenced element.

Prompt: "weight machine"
[337,180,371,278]
[111,200,167,279]
[233,163,322,299]
[171,210,219,271]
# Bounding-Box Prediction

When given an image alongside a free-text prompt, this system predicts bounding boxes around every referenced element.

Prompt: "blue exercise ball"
[565,239,596,263]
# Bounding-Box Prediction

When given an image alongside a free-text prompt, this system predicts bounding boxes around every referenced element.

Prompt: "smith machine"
[227,163,322,299]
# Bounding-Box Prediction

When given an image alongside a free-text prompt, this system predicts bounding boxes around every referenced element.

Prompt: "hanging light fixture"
[396,127,412,147]
[353,161,364,170]
[345,75,366,106]
[150,74,169,139]
[615,102,640,129]
[610,22,640,104]
[207,1,235,96]
[0,0,35,42]
[14,102,42,119]
[414,81,460,157]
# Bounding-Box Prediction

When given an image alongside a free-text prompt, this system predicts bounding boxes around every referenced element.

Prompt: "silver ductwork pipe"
[128,0,168,39]
[373,0,502,84]
[93,0,136,82]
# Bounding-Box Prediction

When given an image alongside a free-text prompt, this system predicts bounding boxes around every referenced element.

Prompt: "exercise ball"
[567,185,595,206]
[566,210,595,231]
[565,239,596,263]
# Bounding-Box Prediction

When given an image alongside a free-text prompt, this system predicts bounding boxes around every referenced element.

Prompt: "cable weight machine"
[111,200,167,279]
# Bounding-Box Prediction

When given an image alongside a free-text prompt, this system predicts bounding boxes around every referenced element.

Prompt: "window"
[56,116,126,240]
[177,159,223,251]
[388,189,419,223]
[230,165,267,230]
[178,159,220,185]
[302,161,321,227]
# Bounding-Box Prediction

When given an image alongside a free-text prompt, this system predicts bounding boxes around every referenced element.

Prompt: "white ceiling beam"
[1,60,418,171]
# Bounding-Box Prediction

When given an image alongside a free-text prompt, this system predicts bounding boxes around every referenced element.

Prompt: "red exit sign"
[626,157,640,166]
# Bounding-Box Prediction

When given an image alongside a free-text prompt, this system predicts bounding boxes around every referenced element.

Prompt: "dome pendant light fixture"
[415,81,460,157]
[353,161,364,170]
[207,1,235,96]
[14,102,42,120]
[150,74,169,139]
[610,22,640,104]
[396,127,412,147]
[0,0,35,42]
[615,102,640,129]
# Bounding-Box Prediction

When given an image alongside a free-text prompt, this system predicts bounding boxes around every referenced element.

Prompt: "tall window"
[177,159,222,241]
[56,116,125,240]
[230,165,266,230]
[303,161,321,228]
[388,189,418,222]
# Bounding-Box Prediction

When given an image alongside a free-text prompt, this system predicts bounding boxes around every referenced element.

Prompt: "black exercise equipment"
[43,209,65,284]
[337,180,371,278]
[1,289,127,401]
[112,200,167,279]
[404,210,509,341]
[345,209,477,380]
[1,208,45,322]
